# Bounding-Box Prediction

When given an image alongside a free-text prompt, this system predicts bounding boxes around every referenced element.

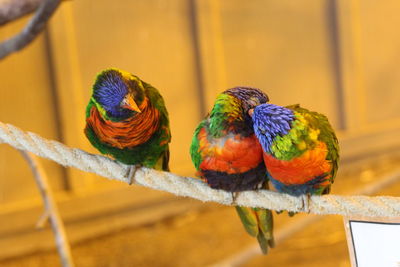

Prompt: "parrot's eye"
[120,97,127,107]
[251,97,261,106]
[246,98,259,109]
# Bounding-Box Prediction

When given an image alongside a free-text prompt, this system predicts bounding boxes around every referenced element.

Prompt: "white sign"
[344,217,400,267]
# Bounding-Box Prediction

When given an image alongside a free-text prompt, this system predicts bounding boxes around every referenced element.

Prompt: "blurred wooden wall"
[0,0,400,259]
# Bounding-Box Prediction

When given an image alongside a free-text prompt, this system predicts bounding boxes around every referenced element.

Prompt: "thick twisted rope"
[1,121,400,217]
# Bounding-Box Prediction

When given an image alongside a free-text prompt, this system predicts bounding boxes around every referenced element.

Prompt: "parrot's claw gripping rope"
[127,165,138,185]
[3,121,400,217]
[231,192,240,205]
[301,194,311,213]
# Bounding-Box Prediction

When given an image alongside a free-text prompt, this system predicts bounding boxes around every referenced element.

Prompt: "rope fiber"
[1,121,400,217]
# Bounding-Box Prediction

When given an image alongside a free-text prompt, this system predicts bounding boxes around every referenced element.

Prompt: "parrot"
[84,68,171,171]
[250,103,339,207]
[190,87,274,254]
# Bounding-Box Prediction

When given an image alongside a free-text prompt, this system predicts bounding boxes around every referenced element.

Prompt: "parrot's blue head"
[92,69,144,120]
[250,103,294,153]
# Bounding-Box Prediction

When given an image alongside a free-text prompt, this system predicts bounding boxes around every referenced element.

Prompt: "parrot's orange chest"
[198,127,263,174]
[86,98,160,149]
[263,142,332,185]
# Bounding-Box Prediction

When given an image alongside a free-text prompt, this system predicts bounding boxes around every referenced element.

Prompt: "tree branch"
[0,0,60,60]
[0,0,44,26]
[20,150,75,267]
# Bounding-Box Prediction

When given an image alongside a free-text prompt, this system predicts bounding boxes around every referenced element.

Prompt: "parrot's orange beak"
[248,109,254,117]
[122,94,141,113]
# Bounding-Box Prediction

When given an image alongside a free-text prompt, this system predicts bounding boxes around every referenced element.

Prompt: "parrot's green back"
[286,104,339,192]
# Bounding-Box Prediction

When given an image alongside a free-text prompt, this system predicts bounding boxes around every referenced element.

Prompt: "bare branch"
[0,0,44,26]
[20,150,75,267]
[0,0,61,60]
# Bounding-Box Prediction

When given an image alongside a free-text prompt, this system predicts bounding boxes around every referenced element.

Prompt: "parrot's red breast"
[197,127,263,175]
[86,97,160,149]
[263,141,332,186]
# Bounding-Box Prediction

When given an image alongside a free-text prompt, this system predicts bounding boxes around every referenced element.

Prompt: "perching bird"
[250,103,339,205]
[190,87,274,254]
[84,68,171,171]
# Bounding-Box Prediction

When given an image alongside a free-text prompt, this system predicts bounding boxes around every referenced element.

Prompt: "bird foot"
[300,194,311,213]
[231,192,240,205]
[127,165,140,185]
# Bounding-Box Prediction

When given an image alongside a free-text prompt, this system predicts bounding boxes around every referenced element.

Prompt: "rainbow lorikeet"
[250,103,339,203]
[84,68,171,171]
[190,87,274,254]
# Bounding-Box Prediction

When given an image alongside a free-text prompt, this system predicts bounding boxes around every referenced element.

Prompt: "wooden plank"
[195,0,343,128]
[356,0,400,125]
[339,125,400,162]
[47,2,96,190]
[194,0,227,110]
[336,0,367,131]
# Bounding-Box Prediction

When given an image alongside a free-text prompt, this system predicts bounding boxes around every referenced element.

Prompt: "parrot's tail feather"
[268,235,275,248]
[162,147,170,171]
[235,206,274,254]
[256,231,269,254]
[154,147,170,171]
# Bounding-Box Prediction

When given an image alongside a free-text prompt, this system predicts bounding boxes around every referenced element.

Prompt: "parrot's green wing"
[189,120,206,171]
[143,81,171,171]
[287,104,340,193]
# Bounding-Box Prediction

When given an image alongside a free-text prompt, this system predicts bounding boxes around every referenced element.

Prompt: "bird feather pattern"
[190,87,274,254]
[84,68,171,170]
[251,103,339,196]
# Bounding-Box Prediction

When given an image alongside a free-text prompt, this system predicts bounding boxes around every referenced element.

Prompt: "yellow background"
[0,0,400,265]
